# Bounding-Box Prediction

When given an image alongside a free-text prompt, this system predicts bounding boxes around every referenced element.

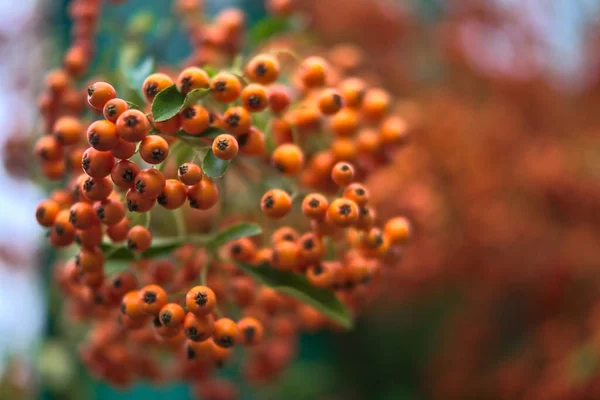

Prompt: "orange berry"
[271,226,299,245]
[178,162,203,185]
[121,290,145,320]
[213,318,239,349]
[138,284,168,315]
[301,193,328,220]
[134,168,166,198]
[157,179,187,210]
[186,286,217,316]
[272,240,301,271]
[107,218,130,243]
[69,201,99,230]
[212,134,239,160]
[384,217,411,244]
[246,54,279,85]
[380,116,408,145]
[343,183,369,207]
[36,199,60,227]
[306,263,334,289]
[139,135,170,164]
[331,162,354,187]
[268,85,291,113]
[35,136,63,162]
[228,238,257,263]
[116,109,150,143]
[184,312,215,342]
[329,107,359,137]
[176,67,210,94]
[261,189,292,219]
[50,210,76,247]
[298,57,328,88]
[94,198,125,226]
[87,120,119,151]
[142,73,174,103]
[154,115,181,135]
[80,176,113,201]
[236,317,263,346]
[271,144,304,175]
[356,206,376,231]
[111,159,140,189]
[127,225,152,252]
[331,138,357,161]
[241,84,268,112]
[75,225,103,249]
[339,78,367,108]
[110,138,137,160]
[221,106,252,135]
[103,98,129,123]
[180,105,210,135]
[125,189,156,212]
[187,176,219,210]
[318,88,344,115]
[210,72,241,103]
[53,116,84,145]
[82,148,114,178]
[87,82,117,110]
[327,198,359,227]
[361,88,390,121]
[298,232,325,264]
[237,127,265,156]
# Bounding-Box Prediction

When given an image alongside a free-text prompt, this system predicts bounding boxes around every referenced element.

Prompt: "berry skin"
[261,189,292,219]
[107,218,129,243]
[87,82,117,110]
[268,85,291,114]
[81,176,113,201]
[343,183,369,207]
[356,206,376,231]
[246,54,279,85]
[87,120,119,151]
[176,67,209,94]
[331,162,355,187]
[127,225,152,253]
[298,57,329,88]
[212,134,239,160]
[306,263,334,289]
[271,144,304,176]
[186,286,217,316]
[126,189,156,212]
[138,284,168,315]
[213,318,240,349]
[184,312,215,342]
[298,232,325,264]
[154,115,181,135]
[142,73,174,103]
[116,109,150,143]
[178,162,203,185]
[384,217,411,244]
[111,159,140,189]
[81,148,114,178]
[50,210,76,247]
[40,160,65,181]
[103,98,129,123]
[157,179,187,210]
[380,116,408,145]
[356,128,381,154]
[180,105,210,135]
[339,78,367,108]
[187,176,219,210]
[361,88,390,122]
[237,317,263,346]
[327,198,359,227]
[69,201,99,230]
[94,198,125,226]
[110,139,137,160]
[329,107,359,137]
[271,226,299,245]
[185,339,212,362]
[159,303,186,328]
[53,116,84,145]
[221,107,252,135]
[241,84,268,112]
[75,225,103,249]
[35,136,63,162]
[139,135,170,164]
[318,88,344,115]
[75,247,105,273]
[272,240,301,271]
[36,199,60,227]
[210,72,242,103]
[121,290,145,320]
[134,168,166,198]
[237,127,265,156]
[331,138,357,161]
[228,238,257,263]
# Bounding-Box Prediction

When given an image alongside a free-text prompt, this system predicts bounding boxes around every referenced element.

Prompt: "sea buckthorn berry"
[75,247,105,273]
[271,144,304,175]
[81,148,114,178]
[380,116,408,145]
[187,176,219,210]
[221,107,252,135]
[154,115,181,135]
[81,176,113,201]
[298,57,329,88]
[384,217,411,244]
[299,232,325,264]
[241,84,268,112]
[50,210,76,247]
[178,162,203,185]
[111,160,140,189]
[75,225,103,249]
[356,206,376,231]
[306,263,334,289]
[94,198,125,226]
[212,134,239,160]
[343,183,369,207]
[36,199,60,227]
[139,135,169,164]
[125,189,156,213]
[268,85,291,114]
[329,108,359,137]
[142,73,174,103]
[157,179,187,210]
[35,136,63,162]
[272,226,299,245]
[116,109,150,143]
[107,218,129,243]
[176,67,210,94]
[110,139,137,160]
[238,127,266,156]
[53,116,83,145]
[185,339,212,362]
[138,284,168,315]
[159,303,185,328]
[180,105,210,135]
[87,120,119,151]
[331,162,355,187]
[127,225,152,253]
[237,317,263,346]
[361,88,390,121]
[213,318,239,349]
[327,198,359,227]
[228,238,257,263]
[339,78,367,108]
[210,72,241,103]
[272,240,300,271]
[184,312,215,342]
[331,138,357,161]
[134,168,166,198]
[87,82,117,110]
[69,201,99,230]
[121,290,145,320]
[186,286,217,316]
[103,98,129,123]
[261,189,292,219]
[246,54,279,85]
[318,88,344,115]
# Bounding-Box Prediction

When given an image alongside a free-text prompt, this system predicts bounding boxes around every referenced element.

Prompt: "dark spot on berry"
[243,327,255,342]
[186,327,199,341]
[105,104,117,117]
[127,238,137,250]
[186,345,196,360]
[361,275,371,284]
[127,200,138,212]
[189,198,198,208]
[39,149,49,160]
[87,86,95,96]
[255,63,267,77]
[247,95,261,109]
[308,198,320,208]
[178,165,188,175]
[152,315,162,327]
[216,139,229,151]
[96,206,105,220]
[69,210,77,225]
[340,164,350,172]
[145,82,159,98]
[355,187,365,196]
[157,193,167,206]
[225,113,240,128]
[88,131,99,146]
[339,204,352,216]
[81,156,91,171]
[135,179,146,193]
[122,169,135,182]
[120,302,126,314]
[360,207,369,215]
[143,291,157,304]
[263,195,274,209]
[36,207,45,220]
[303,238,314,250]
[160,311,172,326]
[237,133,249,147]
[55,224,65,236]
[372,234,384,247]
[214,80,227,92]
[113,277,122,288]
[180,75,192,92]
[182,107,196,119]
[231,244,242,255]
[208,113,216,123]
[217,336,234,348]
[74,234,81,245]
[194,291,208,306]
[332,94,342,107]
[94,295,103,304]
[282,233,295,241]
[74,254,81,266]
[274,162,285,172]
[124,115,139,128]
[312,263,323,275]
[82,178,94,193]
[151,148,165,161]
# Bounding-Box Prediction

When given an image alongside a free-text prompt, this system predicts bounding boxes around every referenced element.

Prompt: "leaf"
[126,101,142,110]
[249,17,291,46]
[177,126,224,141]
[210,222,262,248]
[231,54,244,74]
[151,85,186,122]
[235,262,353,329]
[202,148,230,178]
[125,57,155,92]
[100,237,185,261]
[174,141,196,168]
[183,88,210,108]
[204,65,218,78]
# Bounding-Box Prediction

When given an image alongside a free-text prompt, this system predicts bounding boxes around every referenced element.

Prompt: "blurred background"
[2,0,600,399]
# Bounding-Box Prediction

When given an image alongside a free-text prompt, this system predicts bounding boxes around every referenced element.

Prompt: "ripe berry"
[356,206,376,231]
[272,240,301,271]
[187,176,219,210]
[339,77,367,108]
[210,72,241,103]
[361,88,390,122]
[228,238,257,263]
[87,82,117,110]
[50,210,76,247]
[94,197,125,226]
[329,108,359,137]
[134,168,166,198]
[298,232,325,264]
[184,312,215,342]
[103,98,129,123]
[178,162,203,185]
[111,159,140,189]
[271,144,304,175]
[271,226,299,245]
[246,54,279,85]
[36,199,60,227]
[221,107,252,135]
[138,284,168,315]
[237,127,265,156]
[81,176,113,201]
[159,303,186,328]
[157,179,187,210]
[139,135,170,164]
[261,189,292,219]
[35,136,63,162]
[69,201,99,230]
[237,317,263,346]
[268,85,291,114]
[180,105,210,135]
[213,318,239,349]
[327,198,359,227]
[154,115,181,135]
[110,139,137,160]
[142,73,174,103]
[126,189,156,213]
[185,339,212,361]
[212,134,239,160]
[116,109,150,143]
[53,116,84,145]
[343,183,369,207]
[384,217,411,244]
[81,148,114,178]
[306,263,334,289]
[186,286,217,316]
[241,84,268,112]
[331,162,354,187]
[75,247,104,273]
[127,225,152,253]
[298,57,329,88]
[318,88,344,115]
[176,67,209,94]
[107,218,129,243]
[75,225,103,249]
[87,120,119,151]
[121,290,145,320]
[380,116,408,145]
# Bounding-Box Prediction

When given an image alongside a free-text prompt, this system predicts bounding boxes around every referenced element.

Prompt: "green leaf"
[125,57,155,92]
[174,141,196,167]
[210,222,262,248]
[249,17,291,47]
[151,85,186,122]
[100,237,185,261]
[235,262,353,329]
[177,126,224,141]
[126,101,142,110]
[183,88,210,108]
[231,55,244,74]
[202,148,230,178]
[204,65,218,78]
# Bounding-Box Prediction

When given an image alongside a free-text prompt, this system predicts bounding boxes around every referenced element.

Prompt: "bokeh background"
[2,0,600,399]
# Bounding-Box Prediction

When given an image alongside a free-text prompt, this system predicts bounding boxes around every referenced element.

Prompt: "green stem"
[173,207,186,238]
[200,260,210,286]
